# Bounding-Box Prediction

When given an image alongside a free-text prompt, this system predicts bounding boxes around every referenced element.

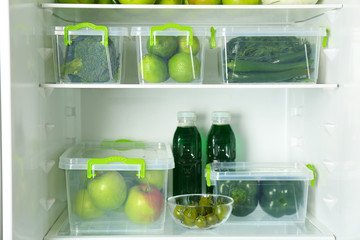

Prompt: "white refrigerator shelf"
[45,210,335,240]
[41,4,342,25]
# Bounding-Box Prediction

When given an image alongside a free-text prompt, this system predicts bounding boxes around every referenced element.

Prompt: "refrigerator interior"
[2,0,360,239]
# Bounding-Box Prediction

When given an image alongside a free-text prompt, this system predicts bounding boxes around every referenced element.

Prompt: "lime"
[168,53,200,83]
[147,36,178,59]
[140,54,168,83]
[156,0,183,4]
[178,36,200,55]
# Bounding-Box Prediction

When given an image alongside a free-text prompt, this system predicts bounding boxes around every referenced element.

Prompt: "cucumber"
[227,68,314,83]
[276,50,308,63]
[227,59,313,73]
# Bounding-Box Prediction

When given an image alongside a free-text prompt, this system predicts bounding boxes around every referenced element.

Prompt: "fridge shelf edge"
[39,83,340,89]
[44,210,335,240]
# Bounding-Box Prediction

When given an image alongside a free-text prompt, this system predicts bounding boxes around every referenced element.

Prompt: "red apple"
[124,184,164,224]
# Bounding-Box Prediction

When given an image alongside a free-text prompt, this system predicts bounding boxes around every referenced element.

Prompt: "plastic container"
[215,26,326,84]
[172,111,202,195]
[53,23,128,84]
[205,162,314,223]
[58,141,174,234]
[131,23,208,84]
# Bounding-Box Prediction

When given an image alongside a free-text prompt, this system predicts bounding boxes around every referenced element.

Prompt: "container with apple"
[59,141,174,234]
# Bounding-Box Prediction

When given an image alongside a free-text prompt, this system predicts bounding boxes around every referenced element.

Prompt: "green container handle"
[206,163,212,187]
[150,23,193,47]
[87,156,146,179]
[210,27,216,49]
[64,22,109,47]
[306,164,316,187]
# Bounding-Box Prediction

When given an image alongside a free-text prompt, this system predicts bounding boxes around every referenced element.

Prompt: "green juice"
[206,112,236,193]
[172,112,202,196]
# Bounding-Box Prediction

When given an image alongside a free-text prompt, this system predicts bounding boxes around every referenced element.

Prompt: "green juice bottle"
[172,112,202,196]
[206,111,236,193]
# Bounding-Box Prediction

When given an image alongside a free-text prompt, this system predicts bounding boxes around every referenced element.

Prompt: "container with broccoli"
[54,23,128,84]
[215,26,326,84]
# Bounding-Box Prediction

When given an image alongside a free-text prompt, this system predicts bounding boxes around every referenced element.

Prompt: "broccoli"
[62,36,119,83]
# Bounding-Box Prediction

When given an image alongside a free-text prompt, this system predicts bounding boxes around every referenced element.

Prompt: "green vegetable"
[62,36,119,83]
[225,36,311,63]
[227,59,313,73]
[228,68,313,83]
[218,180,259,217]
[259,181,303,218]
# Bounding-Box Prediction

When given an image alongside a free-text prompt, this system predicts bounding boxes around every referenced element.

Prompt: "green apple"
[74,189,105,220]
[88,171,127,211]
[57,0,96,3]
[222,0,258,4]
[178,36,200,56]
[119,0,156,3]
[124,184,164,224]
[187,0,221,4]
[156,0,183,3]
[137,170,165,190]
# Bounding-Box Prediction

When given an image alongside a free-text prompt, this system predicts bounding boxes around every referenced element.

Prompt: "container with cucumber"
[224,36,315,83]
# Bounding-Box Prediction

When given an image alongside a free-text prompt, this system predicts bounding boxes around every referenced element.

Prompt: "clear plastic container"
[215,26,326,84]
[53,23,128,84]
[59,140,174,234]
[131,24,208,84]
[206,162,314,223]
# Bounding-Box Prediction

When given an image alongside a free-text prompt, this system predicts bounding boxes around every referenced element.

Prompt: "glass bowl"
[167,194,233,229]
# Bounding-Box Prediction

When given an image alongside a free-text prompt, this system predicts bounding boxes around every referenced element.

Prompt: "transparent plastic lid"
[54,26,129,36]
[207,162,314,184]
[216,26,327,37]
[59,141,174,171]
[130,26,209,37]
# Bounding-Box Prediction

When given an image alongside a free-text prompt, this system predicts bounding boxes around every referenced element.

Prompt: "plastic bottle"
[172,111,202,196]
[206,111,236,193]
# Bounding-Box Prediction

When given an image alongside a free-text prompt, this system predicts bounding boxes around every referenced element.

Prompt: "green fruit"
[195,215,207,228]
[173,205,185,220]
[187,0,221,4]
[222,0,258,4]
[140,54,168,83]
[57,0,95,3]
[74,189,105,220]
[168,53,200,83]
[87,171,127,211]
[147,36,178,59]
[137,170,165,190]
[214,205,230,220]
[119,0,155,3]
[205,213,219,226]
[183,207,197,226]
[178,36,200,55]
[156,0,183,3]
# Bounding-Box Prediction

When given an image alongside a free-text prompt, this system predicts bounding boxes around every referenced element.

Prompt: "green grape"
[206,213,219,226]
[173,205,185,220]
[195,215,207,228]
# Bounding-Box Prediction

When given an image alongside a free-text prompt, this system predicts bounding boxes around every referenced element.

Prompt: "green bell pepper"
[218,180,260,217]
[259,181,303,218]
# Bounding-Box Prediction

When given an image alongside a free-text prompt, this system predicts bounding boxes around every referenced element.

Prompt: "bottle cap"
[177,111,197,121]
[212,111,231,123]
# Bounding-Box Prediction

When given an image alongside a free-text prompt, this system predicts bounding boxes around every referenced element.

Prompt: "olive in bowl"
[167,194,233,229]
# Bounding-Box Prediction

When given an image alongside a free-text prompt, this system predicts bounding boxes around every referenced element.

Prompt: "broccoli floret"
[62,36,119,83]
